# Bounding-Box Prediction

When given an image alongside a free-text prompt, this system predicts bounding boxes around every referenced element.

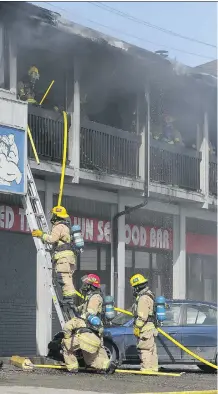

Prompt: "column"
[68,58,80,183]
[36,181,53,355]
[139,88,150,197]
[173,208,186,299]
[117,194,125,309]
[110,204,117,297]
[9,31,17,95]
[200,112,209,208]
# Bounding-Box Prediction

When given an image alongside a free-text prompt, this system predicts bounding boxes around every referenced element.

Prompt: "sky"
[33,1,217,67]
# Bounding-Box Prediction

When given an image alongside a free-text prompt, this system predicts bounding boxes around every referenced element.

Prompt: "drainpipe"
[112,89,150,301]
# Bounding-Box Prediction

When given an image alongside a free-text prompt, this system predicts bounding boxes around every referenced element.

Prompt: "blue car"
[103,299,217,373]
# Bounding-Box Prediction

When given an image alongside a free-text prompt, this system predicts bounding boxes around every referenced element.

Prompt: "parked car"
[48,299,217,373]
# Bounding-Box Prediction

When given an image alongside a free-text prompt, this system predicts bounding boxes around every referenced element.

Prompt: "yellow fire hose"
[74,291,217,371]
[58,111,68,206]
[39,80,55,106]
[26,80,55,165]
[27,126,40,165]
[10,357,182,376]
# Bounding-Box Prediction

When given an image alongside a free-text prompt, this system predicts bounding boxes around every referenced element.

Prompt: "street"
[0,364,217,394]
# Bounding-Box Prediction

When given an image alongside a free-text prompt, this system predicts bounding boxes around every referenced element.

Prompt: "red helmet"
[82,274,101,288]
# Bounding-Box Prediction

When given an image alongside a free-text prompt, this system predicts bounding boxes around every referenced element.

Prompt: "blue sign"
[0,125,26,194]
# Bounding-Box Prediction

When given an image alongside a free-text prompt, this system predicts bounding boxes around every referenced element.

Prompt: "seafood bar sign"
[0,206,173,250]
[0,126,26,194]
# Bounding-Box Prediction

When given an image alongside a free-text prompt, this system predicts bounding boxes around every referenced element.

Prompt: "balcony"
[150,140,201,192]
[27,107,216,196]
[209,157,217,196]
[80,120,141,179]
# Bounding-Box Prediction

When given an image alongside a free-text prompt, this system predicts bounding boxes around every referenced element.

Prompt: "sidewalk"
[0,387,216,394]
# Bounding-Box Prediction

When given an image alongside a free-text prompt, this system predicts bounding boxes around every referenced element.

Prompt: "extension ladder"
[22,163,71,329]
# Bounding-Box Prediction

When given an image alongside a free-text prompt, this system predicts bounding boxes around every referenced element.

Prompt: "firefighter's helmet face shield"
[50,213,58,224]
[80,275,89,294]
[133,282,147,297]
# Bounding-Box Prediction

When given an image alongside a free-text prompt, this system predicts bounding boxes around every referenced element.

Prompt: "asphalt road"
[0,365,217,393]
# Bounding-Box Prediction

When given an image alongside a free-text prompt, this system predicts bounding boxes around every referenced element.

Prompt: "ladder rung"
[35,213,44,218]
[29,196,38,201]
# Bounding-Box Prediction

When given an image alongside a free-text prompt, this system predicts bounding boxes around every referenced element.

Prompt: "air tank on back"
[104,295,116,321]
[71,224,84,253]
[155,296,166,325]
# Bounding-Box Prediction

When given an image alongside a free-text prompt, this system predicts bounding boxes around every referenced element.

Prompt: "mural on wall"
[0,125,26,194]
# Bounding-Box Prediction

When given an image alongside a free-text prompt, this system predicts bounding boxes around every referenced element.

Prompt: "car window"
[185,305,217,326]
[162,304,181,326]
[111,311,132,326]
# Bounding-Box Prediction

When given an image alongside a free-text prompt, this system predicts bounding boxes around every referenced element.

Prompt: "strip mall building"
[0,2,217,356]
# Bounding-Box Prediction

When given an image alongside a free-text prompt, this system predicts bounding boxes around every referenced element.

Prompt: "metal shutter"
[0,232,36,356]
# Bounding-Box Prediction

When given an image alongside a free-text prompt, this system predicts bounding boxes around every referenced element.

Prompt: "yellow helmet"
[28,66,40,80]
[130,274,148,288]
[51,206,69,219]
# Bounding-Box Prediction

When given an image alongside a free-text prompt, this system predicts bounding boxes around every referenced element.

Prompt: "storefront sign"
[0,125,27,194]
[72,216,173,249]
[0,206,172,250]
[0,205,216,255]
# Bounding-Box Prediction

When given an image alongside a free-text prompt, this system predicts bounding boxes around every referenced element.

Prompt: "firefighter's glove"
[133,326,140,337]
[32,229,43,238]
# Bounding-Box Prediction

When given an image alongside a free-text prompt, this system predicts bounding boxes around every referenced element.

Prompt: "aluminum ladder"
[22,163,70,329]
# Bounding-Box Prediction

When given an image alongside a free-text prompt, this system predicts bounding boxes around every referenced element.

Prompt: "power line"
[43,2,216,61]
[90,1,216,49]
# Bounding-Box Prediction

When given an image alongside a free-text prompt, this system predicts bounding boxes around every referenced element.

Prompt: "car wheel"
[103,340,118,363]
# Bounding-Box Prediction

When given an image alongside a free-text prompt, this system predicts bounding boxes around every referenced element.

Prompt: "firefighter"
[61,274,116,374]
[130,274,158,372]
[162,115,184,146]
[31,205,77,307]
[17,66,39,104]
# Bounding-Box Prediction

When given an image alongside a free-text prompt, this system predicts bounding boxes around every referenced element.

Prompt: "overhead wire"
[43,2,216,61]
[90,2,216,49]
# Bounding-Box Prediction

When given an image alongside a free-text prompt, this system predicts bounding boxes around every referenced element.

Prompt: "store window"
[80,248,97,271]
[151,252,172,298]
[187,255,217,303]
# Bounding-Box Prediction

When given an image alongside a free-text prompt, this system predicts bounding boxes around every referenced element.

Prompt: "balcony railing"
[27,108,211,194]
[209,156,217,196]
[28,105,66,163]
[150,140,201,192]
[80,120,141,178]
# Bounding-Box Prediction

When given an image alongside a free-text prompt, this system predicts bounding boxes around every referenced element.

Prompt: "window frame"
[182,303,217,327]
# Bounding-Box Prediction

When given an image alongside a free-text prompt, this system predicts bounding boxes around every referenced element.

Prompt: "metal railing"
[209,157,217,196]
[28,105,66,163]
[150,140,201,192]
[80,120,141,178]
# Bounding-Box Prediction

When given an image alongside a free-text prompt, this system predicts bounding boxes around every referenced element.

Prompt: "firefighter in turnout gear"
[17,66,39,104]
[61,274,116,374]
[130,274,158,372]
[32,205,76,306]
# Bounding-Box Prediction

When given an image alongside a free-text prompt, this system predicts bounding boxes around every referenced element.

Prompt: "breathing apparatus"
[155,296,166,325]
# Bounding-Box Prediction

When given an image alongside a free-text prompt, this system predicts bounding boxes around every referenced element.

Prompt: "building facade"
[0,2,217,356]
